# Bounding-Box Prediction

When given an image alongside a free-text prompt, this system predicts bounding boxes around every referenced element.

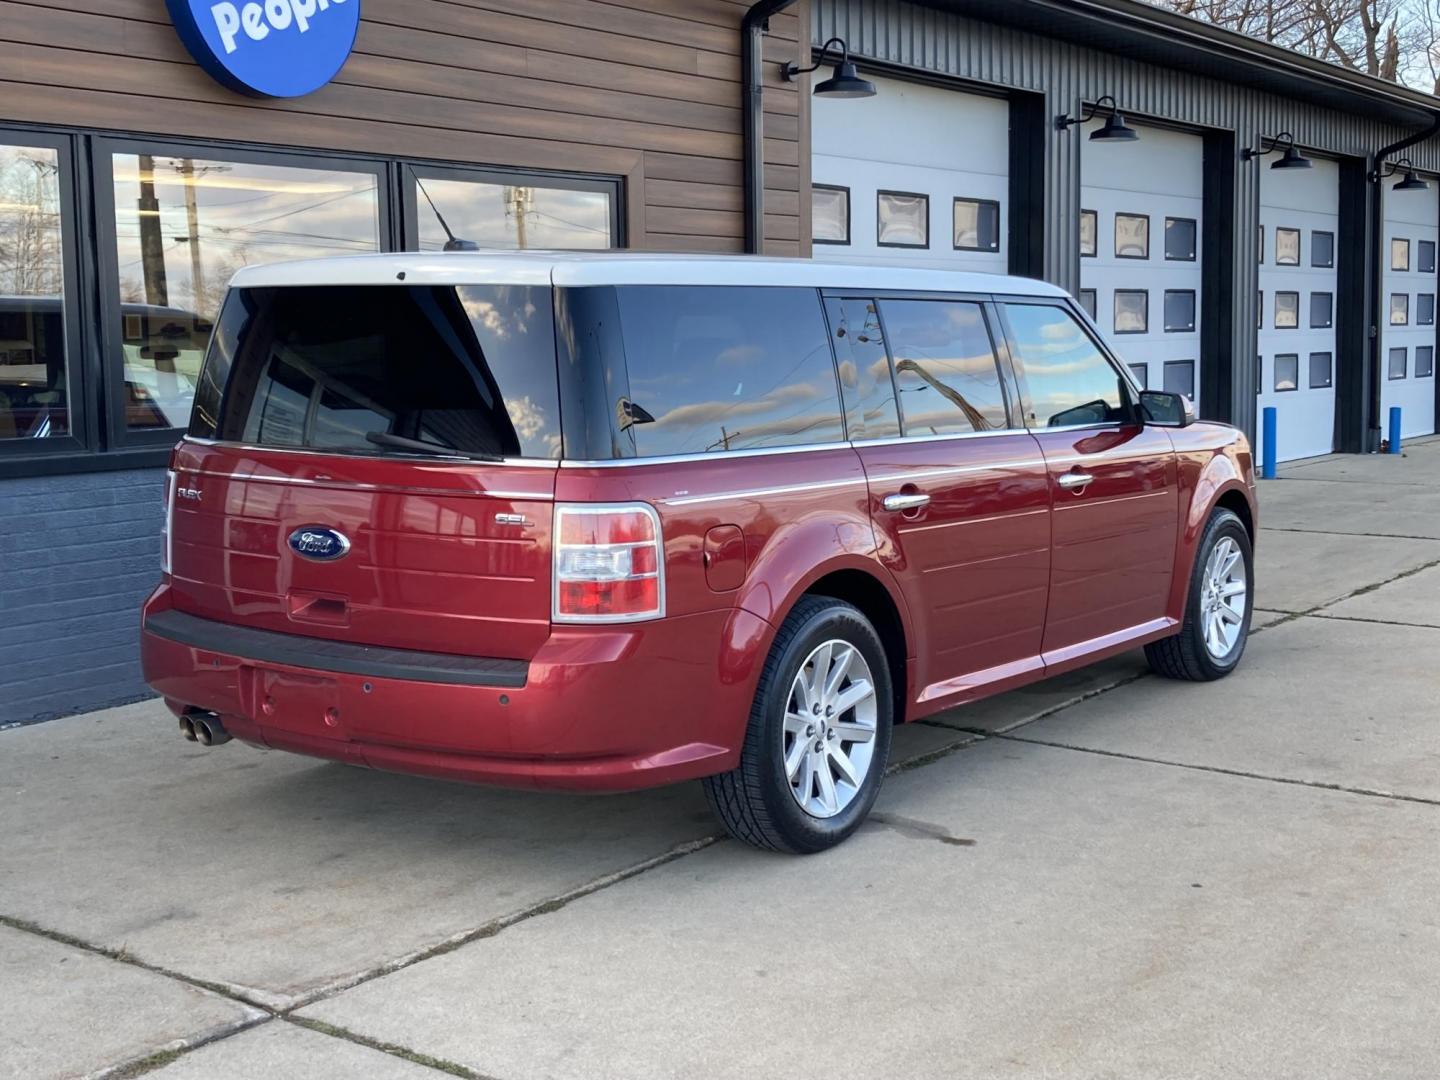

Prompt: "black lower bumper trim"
[145,609,529,688]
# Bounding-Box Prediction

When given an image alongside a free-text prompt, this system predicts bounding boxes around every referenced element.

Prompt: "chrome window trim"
[559,440,851,469]
[847,428,1025,448]
[187,467,554,501]
[660,478,867,507]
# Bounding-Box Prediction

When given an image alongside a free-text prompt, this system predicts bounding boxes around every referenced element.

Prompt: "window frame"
[1162,359,1196,399]
[1274,290,1300,329]
[1418,293,1435,326]
[1275,226,1301,266]
[876,189,930,249]
[993,294,1142,434]
[1113,212,1150,260]
[951,196,1001,253]
[1078,288,1098,322]
[1113,288,1149,334]
[1308,351,1333,390]
[1390,292,1410,326]
[92,136,395,451]
[1273,353,1300,393]
[1392,237,1411,272]
[0,125,93,466]
[1079,209,1098,258]
[1389,346,1408,380]
[1311,230,1335,268]
[1163,288,1196,333]
[1417,346,1435,378]
[811,183,851,246]
[1163,217,1197,262]
[1419,239,1436,275]
[1309,291,1333,330]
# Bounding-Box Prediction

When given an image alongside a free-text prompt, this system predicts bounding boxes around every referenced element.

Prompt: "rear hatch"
[168,281,560,661]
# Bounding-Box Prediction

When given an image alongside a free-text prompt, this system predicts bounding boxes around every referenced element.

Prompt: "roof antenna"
[414,173,479,252]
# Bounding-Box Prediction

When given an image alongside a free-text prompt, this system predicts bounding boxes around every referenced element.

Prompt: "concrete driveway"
[4,438,1439,1079]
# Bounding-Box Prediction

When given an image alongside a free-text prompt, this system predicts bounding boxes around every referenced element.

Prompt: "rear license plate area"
[246,665,343,738]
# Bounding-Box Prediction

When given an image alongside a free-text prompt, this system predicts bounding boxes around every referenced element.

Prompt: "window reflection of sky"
[416,178,611,251]
[1007,305,1124,424]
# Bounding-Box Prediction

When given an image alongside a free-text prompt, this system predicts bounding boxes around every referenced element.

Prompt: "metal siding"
[814,0,1437,434]
[0,469,162,726]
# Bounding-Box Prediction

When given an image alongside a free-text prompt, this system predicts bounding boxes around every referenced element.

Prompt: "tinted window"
[1419,240,1436,274]
[879,300,1008,435]
[193,285,559,458]
[1005,304,1128,428]
[614,286,843,457]
[1312,231,1335,268]
[1310,292,1333,328]
[825,297,899,441]
[1163,360,1195,398]
[953,198,1000,252]
[1163,290,1195,332]
[1164,218,1196,261]
[1275,354,1299,391]
[1309,352,1332,389]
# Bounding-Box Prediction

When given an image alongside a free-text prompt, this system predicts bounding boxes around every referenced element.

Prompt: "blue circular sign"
[166,0,359,98]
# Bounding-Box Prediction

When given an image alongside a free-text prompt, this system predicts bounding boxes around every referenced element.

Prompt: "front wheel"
[703,596,894,854]
[1146,507,1253,681]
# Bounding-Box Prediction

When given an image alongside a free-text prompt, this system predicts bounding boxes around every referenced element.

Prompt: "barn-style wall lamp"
[1372,156,1430,192]
[1055,95,1139,141]
[1243,132,1312,170]
[781,36,876,98]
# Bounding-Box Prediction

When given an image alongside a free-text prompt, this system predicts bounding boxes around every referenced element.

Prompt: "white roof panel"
[228,250,1069,298]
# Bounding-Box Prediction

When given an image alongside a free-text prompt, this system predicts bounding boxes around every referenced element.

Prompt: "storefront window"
[0,143,67,440]
[413,176,612,252]
[110,153,381,430]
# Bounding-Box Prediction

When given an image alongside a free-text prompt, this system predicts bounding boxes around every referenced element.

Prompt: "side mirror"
[1139,390,1194,428]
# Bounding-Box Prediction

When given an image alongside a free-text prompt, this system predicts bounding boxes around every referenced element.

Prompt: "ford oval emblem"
[287,525,351,561]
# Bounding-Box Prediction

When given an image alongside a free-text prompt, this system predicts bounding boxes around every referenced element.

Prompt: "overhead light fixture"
[1243,132,1312,170]
[1375,157,1431,192]
[1055,95,1139,142]
[781,36,876,99]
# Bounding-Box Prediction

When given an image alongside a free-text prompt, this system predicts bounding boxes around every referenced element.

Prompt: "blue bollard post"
[1389,406,1403,455]
[1262,407,1278,479]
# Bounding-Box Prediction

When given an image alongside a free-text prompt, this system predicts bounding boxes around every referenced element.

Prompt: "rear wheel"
[703,596,893,853]
[1146,508,1253,681]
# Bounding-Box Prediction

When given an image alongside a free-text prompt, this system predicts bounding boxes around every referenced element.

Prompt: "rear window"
[609,286,844,458]
[190,285,559,459]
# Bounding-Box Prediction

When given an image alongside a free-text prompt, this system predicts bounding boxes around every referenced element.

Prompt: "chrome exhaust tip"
[179,715,197,741]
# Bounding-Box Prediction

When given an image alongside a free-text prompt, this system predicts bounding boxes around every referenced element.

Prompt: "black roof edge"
[930,0,1440,130]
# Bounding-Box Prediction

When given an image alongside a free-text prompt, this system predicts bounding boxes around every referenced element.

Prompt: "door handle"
[1056,470,1094,492]
[882,492,931,512]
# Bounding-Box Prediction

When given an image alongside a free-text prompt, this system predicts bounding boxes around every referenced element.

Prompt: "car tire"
[1146,507,1253,682]
[703,596,894,854]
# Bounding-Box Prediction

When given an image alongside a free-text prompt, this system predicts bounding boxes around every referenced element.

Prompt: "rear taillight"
[161,469,176,576]
[553,503,664,623]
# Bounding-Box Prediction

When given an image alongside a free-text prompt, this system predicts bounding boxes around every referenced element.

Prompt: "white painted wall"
[1079,123,1205,411]
[1257,157,1340,462]
[811,74,1008,272]
[1380,181,1438,438]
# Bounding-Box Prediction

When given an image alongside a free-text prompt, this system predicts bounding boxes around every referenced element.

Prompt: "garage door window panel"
[1163,290,1196,333]
[1419,240,1436,274]
[1418,347,1435,377]
[1391,294,1409,325]
[1163,360,1195,398]
[1114,290,1148,334]
[881,299,1009,435]
[1114,213,1149,259]
[825,297,899,441]
[1274,292,1300,329]
[1080,210,1098,257]
[1129,363,1148,388]
[953,198,1000,252]
[1078,289,1097,321]
[1275,228,1301,266]
[1389,348,1408,380]
[1309,352,1332,389]
[812,185,849,245]
[1274,354,1299,392]
[877,191,928,249]
[1310,292,1333,329]
[1311,231,1335,268]
[1164,217,1197,261]
[1418,294,1434,325]
[1392,238,1410,271]
[1005,304,1130,430]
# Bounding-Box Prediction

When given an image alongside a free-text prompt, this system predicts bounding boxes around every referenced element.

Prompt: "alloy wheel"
[782,639,878,819]
[1200,536,1247,659]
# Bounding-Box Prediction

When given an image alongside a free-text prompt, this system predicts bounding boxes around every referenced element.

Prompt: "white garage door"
[811,74,1007,272]
[1256,158,1339,462]
[1079,124,1205,412]
[1380,181,1438,438]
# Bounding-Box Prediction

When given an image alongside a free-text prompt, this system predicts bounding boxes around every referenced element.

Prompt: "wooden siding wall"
[2,0,811,255]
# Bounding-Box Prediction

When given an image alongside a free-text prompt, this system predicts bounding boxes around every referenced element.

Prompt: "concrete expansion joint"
[988,733,1440,809]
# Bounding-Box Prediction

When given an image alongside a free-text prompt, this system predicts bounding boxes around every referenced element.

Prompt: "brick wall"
[0,468,165,726]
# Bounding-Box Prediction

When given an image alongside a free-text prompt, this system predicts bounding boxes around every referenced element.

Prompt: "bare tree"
[1155,0,1433,89]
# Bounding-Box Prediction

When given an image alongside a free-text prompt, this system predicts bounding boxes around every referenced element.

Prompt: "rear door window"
[191,285,559,458]
[1003,303,1131,428]
[613,286,844,457]
[878,299,1009,435]
[825,297,901,441]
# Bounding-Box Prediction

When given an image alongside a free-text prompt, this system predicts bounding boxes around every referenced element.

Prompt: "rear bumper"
[141,586,770,792]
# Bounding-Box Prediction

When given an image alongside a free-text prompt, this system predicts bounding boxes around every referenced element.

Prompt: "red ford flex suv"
[142,253,1257,853]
